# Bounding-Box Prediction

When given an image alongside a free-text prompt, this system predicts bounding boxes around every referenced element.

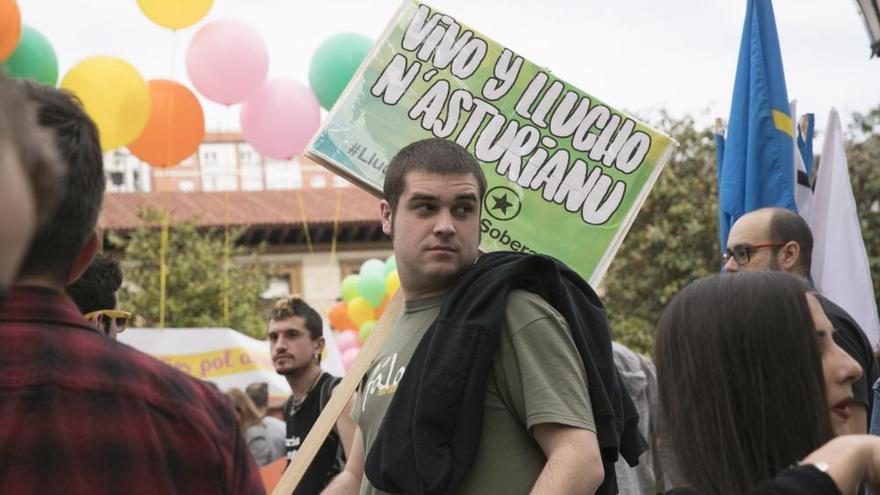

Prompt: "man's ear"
[314,335,325,356]
[380,200,393,237]
[67,230,99,284]
[779,240,801,272]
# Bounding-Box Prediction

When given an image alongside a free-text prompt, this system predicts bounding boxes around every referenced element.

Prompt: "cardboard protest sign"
[307,0,676,285]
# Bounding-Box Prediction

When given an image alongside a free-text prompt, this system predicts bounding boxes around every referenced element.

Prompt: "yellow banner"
[157,347,274,379]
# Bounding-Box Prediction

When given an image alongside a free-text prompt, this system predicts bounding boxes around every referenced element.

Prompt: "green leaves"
[116,209,270,339]
[602,114,721,356]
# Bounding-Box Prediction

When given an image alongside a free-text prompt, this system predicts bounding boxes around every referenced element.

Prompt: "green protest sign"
[306,0,677,285]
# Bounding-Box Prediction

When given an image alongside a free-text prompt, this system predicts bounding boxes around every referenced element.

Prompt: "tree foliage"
[603,114,722,355]
[603,106,880,356]
[111,209,270,339]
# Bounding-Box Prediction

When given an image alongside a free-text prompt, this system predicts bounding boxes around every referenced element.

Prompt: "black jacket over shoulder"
[364,252,648,495]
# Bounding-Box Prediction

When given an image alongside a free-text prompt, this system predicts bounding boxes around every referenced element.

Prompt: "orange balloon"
[328,301,356,331]
[0,0,22,61]
[128,79,204,168]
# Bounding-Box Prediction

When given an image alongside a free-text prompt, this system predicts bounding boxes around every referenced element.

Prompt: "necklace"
[290,370,323,414]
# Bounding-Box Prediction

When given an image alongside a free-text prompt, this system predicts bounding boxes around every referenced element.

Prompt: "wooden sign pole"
[271,290,403,495]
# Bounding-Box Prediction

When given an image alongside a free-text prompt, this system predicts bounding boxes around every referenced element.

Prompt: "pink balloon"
[240,78,320,159]
[336,329,360,353]
[341,347,360,371]
[186,19,268,105]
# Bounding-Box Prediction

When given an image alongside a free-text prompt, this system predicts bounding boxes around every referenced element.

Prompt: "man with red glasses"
[725,207,878,435]
[67,254,130,339]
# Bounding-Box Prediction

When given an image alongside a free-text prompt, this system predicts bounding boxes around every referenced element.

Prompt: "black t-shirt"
[283,372,345,495]
[666,465,841,495]
[820,295,879,417]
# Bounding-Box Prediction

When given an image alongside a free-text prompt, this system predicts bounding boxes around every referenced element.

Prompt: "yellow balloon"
[137,0,213,30]
[61,57,150,151]
[386,270,400,296]
[347,297,374,328]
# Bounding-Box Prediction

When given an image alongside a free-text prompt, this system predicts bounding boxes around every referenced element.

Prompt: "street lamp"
[856,0,880,57]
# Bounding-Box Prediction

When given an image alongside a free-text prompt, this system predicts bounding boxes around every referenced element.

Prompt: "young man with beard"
[268,297,356,494]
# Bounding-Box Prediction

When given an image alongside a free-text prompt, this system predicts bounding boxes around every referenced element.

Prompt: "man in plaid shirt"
[0,80,265,495]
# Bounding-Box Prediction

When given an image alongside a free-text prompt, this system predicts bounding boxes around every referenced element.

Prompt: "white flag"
[810,108,880,349]
[791,100,813,223]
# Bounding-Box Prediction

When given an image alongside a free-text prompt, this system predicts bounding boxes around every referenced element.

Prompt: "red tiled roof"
[99,188,382,231]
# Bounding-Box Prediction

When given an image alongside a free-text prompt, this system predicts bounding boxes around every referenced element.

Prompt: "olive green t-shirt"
[352,290,595,495]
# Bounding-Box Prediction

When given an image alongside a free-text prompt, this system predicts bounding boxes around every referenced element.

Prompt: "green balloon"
[308,33,373,110]
[2,26,58,86]
[357,272,385,308]
[341,274,359,302]
[384,255,396,275]
[359,258,385,280]
[359,320,376,342]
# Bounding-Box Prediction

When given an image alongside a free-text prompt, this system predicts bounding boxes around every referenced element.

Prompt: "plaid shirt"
[0,285,265,495]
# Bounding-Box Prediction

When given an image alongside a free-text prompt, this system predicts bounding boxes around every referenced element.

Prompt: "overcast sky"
[17,0,880,135]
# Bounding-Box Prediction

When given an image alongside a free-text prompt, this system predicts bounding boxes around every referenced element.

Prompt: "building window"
[261,264,303,300]
[339,259,369,278]
[309,175,327,189]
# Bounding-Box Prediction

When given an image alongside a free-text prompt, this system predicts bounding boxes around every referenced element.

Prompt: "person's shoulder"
[505,289,566,333]
[109,341,237,425]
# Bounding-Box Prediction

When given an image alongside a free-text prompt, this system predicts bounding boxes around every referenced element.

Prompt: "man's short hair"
[768,208,813,274]
[66,254,123,314]
[0,73,64,226]
[269,296,323,340]
[383,138,487,213]
[16,81,104,282]
[245,382,269,410]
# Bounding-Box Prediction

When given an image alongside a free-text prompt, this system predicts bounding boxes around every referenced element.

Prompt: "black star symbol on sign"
[484,186,522,221]
[492,193,514,215]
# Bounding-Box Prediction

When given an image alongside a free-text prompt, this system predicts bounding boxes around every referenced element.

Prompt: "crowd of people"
[2,69,880,495]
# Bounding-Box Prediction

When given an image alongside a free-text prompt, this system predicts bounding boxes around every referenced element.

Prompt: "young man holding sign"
[324,138,639,495]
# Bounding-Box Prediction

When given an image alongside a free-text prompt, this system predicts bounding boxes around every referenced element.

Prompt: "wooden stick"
[271,290,404,495]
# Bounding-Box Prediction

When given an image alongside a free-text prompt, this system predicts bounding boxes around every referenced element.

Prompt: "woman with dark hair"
[655,271,880,495]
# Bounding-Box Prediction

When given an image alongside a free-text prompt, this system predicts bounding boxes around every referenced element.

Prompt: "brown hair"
[269,296,322,340]
[383,138,486,213]
[17,80,104,282]
[227,388,264,430]
[655,272,833,494]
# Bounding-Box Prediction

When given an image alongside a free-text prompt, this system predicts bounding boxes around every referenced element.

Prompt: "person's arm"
[322,424,365,495]
[334,390,358,458]
[247,431,273,466]
[530,423,604,495]
[800,435,880,495]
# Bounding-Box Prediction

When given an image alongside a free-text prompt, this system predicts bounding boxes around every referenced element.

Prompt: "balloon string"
[330,189,341,264]
[295,188,314,254]
[223,190,230,325]
[171,29,177,80]
[159,205,170,329]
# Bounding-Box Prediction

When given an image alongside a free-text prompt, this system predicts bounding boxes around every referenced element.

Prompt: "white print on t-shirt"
[286,436,301,459]
[361,353,407,413]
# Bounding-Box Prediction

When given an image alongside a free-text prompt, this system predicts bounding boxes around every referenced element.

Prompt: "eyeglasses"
[84,309,132,335]
[722,242,786,266]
